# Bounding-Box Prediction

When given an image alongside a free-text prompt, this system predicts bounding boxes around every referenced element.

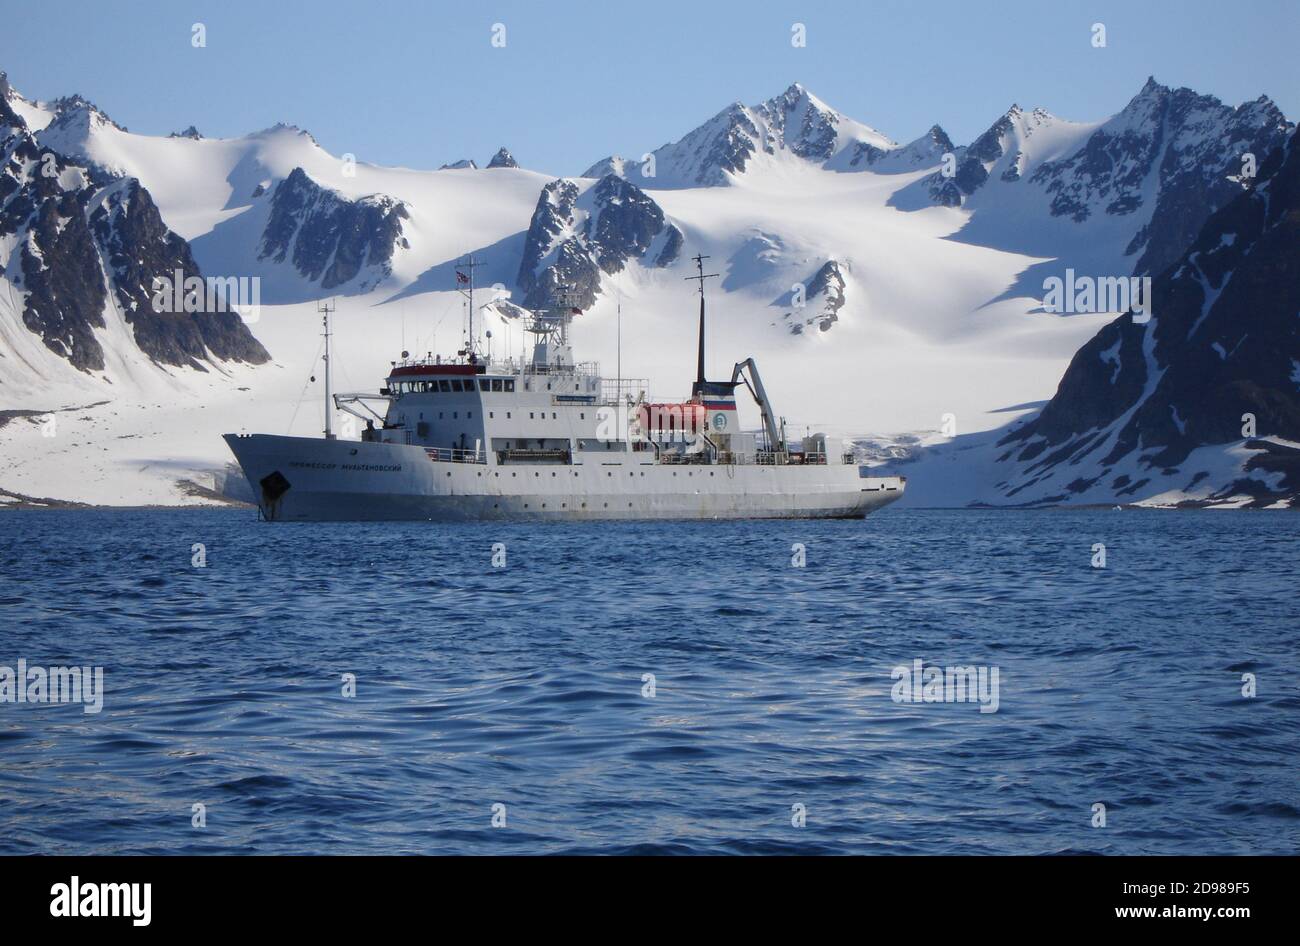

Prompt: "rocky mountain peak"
[47,94,124,131]
[258,167,409,292]
[0,112,266,373]
[993,128,1300,507]
[487,147,517,168]
[516,174,682,308]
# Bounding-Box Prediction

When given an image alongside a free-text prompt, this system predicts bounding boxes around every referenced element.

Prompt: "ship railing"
[599,379,651,405]
[654,451,711,465]
[514,361,601,377]
[496,448,572,464]
[423,446,488,464]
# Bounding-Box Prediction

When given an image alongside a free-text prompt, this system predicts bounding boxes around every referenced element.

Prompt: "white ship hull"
[224,434,905,522]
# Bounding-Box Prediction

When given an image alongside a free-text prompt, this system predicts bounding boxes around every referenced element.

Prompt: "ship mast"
[319,299,335,440]
[455,254,483,362]
[685,253,718,397]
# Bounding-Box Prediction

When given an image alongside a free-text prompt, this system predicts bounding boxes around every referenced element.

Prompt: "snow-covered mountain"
[584,83,907,187]
[257,167,409,292]
[989,129,1300,508]
[0,76,267,381]
[1,70,1295,509]
[901,79,1293,284]
[516,175,682,309]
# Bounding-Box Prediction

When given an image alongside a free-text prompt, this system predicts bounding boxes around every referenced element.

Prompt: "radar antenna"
[684,253,718,395]
[318,299,336,440]
[454,254,484,361]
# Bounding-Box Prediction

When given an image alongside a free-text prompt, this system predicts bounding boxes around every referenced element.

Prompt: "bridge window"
[492,379,503,392]
[504,380,515,392]
[438,380,451,392]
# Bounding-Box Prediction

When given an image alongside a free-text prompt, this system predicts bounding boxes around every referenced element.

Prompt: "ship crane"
[731,357,784,453]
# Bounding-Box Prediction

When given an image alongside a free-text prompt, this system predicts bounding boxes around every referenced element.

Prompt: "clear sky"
[2,0,1296,177]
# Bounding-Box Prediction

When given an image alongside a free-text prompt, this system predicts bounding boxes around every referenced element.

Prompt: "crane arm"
[731,358,783,452]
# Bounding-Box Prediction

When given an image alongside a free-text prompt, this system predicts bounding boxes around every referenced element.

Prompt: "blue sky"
[2,0,1296,176]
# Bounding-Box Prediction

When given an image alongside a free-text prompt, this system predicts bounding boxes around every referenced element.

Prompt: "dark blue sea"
[0,508,1296,855]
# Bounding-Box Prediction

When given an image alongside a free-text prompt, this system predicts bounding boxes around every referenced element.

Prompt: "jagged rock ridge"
[995,129,1300,507]
[486,147,517,169]
[258,167,409,291]
[516,174,682,309]
[777,260,847,334]
[0,91,267,372]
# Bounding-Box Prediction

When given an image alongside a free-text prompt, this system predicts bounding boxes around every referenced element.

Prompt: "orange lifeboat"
[637,402,706,433]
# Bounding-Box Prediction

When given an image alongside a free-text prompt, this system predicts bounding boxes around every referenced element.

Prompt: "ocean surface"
[0,507,1296,855]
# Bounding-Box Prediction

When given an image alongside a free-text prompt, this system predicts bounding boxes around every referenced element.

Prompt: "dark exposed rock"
[997,128,1300,504]
[907,80,1291,287]
[0,93,268,372]
[258,167,409,290]
[93,180,269,367]
[779,260,846,334]
[47,94,126,131]
[1031,79,1291,274]
[486,147,517,169]
[169,126,202,140]
[19,186,110,370]
[516,175,682,309]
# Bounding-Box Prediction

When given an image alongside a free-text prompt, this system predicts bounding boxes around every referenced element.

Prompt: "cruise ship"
[224,256,905,521]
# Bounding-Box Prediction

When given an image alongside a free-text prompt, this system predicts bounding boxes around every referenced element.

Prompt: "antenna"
[318,299,336,440]
[684,253,718,394]
[455,254,484,361]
